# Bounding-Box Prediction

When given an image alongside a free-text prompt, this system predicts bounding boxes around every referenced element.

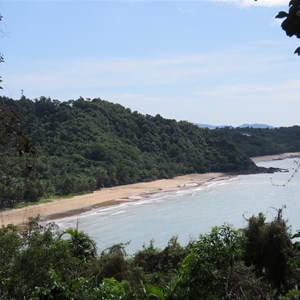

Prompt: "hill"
[196,123,274,130]
[0,96,255,208]
[238,123,274,129]
[195,123,227,129]
[213,126,300,157]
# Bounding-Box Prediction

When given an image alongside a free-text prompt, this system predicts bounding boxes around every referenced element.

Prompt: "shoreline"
[250,152,300,163]
[1,152,300,227]
[0,173,227,227]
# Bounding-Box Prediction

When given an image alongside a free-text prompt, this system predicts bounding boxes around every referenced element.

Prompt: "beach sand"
[251,152,300,163]
[1,151,300,227]
[0,172,226,227]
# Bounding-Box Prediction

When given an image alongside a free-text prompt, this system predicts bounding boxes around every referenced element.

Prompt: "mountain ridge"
[196,123,274,129]
[0,96,256,208]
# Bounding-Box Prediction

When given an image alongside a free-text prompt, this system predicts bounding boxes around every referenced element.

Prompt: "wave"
[55,175,235,230]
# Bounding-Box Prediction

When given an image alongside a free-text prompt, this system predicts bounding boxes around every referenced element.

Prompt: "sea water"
[56,158,300,254]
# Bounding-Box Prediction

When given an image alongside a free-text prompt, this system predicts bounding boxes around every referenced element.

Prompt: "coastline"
[1,151,300,227]
[250,152,300,163]
[0,172,227,227]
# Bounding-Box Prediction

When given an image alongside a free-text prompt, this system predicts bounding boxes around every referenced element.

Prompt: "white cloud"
[3,45,299,126]
[3,48,293,102]
[210,0,288,7]
[3,53,239,92]
[196,79,300,100]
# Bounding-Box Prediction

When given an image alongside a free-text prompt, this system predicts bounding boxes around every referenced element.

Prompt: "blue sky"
[1,0,299,127]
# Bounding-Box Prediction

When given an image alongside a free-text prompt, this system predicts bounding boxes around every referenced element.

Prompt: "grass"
[12,190,91,209]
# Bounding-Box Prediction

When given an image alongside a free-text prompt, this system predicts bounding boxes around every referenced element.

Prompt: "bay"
[56,157,300,254]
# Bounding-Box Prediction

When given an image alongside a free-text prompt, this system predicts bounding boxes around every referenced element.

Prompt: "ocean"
[56,157,300,254]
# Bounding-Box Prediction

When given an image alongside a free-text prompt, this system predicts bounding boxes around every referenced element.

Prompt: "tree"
[275,0,300,55]
[179,224,246,299]
[0,100,39,207]
[243,209,293,293]
[0,224,21,297]
[255,0,300,55]
[59,227,97,260]
[1,218,77,298]
[0,102,35,156]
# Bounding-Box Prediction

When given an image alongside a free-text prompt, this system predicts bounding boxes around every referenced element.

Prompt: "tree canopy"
[212,125,300,157]
[276,0,300,55]
[0,96,256,208]
[1,212,299,299]
[255,0,300,55]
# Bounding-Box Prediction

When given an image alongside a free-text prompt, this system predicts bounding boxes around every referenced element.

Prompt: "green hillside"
[0,96,255,208]
[213,126,300,157]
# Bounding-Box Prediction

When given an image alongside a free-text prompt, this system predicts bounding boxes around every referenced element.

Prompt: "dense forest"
[212,126,300,157]
[1,96,300,298]
[0,96,255,208]
[1,210,300,299]
[2,2,300,298]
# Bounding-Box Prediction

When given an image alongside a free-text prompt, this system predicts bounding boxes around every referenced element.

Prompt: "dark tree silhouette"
[255,0,300,55]
[275,0,300,55]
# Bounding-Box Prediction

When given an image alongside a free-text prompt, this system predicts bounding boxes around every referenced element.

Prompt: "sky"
[0,0,299,127]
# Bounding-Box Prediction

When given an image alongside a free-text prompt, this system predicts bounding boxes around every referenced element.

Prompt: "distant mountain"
[196,124,228,130]
[238,124,274,129]
[196,123,274,130]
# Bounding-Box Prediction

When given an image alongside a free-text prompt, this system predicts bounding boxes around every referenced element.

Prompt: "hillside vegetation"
[213,126,300,157]
[0,96,255,208]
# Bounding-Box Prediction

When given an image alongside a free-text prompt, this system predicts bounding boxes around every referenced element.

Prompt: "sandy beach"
[0,172,227,227]
[251,152,300,163]
[1,151,300,227]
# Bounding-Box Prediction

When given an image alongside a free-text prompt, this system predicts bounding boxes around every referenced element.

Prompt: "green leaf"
[144,283,165,299]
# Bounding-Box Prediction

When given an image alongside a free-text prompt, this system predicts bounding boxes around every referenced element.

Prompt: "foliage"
[0,100,36,156]
[275,0,300,55]
[97,243,131,282]
[1,213,300,299]
[143,275,181,300]
[97,278,131,300]
[281,289,300,300]
[243,209,293,293]
[133,237,188,275]
[178,224,246,299]
[0,96,256,208]
[60,227,97,260]
[213,126,300,157]
[255,0,300,55]
[0,98,38,208]
[0,224,21,298]
[33,271,131,300]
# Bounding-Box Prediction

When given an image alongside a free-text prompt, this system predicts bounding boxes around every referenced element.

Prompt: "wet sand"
[1,152,299,227]
[251,152,300,163]
[0,173,226,226]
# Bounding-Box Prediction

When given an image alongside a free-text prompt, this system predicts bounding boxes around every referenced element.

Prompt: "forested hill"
[212,126,300,157]
[0,96,255,207]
